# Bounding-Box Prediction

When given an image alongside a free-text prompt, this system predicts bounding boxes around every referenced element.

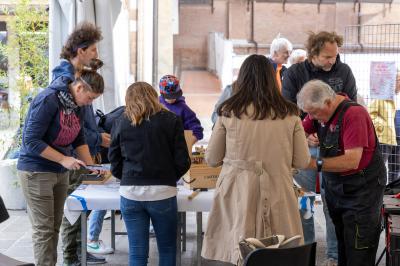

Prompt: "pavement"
[0,70,387,265]
[0,205,387,265]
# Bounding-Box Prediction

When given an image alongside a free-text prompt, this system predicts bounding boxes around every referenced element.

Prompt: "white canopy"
[49,0,132,112]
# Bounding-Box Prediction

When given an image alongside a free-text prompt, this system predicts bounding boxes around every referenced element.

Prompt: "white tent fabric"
[49,0,131,112]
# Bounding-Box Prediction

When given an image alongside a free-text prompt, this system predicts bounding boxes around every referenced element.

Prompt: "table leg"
[196,212,202,266]
[81,211,87,266]
[385,212,390,266]
[111,210,116,250]
[182,212,186,252]
[177,212,182,266]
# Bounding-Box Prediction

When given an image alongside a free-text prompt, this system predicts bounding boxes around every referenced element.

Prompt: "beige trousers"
[18,170,69,266]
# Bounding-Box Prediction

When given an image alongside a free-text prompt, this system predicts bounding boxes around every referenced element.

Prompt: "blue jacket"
[159,96,203,140]
[52,60,103,156]
[17,75,86,173]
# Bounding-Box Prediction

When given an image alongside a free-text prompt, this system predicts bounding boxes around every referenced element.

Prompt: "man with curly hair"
[56,22,112,266]
[282,31,357,266]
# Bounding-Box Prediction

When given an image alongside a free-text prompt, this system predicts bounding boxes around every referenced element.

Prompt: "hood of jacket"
[159,95,186,105]
[49,60,75,93]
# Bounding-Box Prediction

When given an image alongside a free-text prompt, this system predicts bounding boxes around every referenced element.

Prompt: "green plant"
[0,0,48,158]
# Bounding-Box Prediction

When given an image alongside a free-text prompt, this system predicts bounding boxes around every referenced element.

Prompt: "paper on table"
[85,164,111,171]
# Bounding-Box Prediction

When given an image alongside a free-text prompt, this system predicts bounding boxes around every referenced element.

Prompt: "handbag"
[238,234,302,265]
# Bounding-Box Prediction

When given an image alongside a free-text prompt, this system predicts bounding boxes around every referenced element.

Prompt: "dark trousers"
[327,203,382,266]
[324,173,385,266]
[61,169,88,264]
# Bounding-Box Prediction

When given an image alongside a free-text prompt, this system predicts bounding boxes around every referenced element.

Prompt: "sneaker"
[86,252,106,265]
[103,210,111,220]
[87,239,114,255]
[63,262,81,266]
[323,258,338,266]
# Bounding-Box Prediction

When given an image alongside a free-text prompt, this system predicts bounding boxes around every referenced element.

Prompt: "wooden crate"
[183,163,222,189]
[81,172,112,185]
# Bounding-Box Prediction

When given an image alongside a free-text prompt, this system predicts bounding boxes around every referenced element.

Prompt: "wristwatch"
[316,158,324,172]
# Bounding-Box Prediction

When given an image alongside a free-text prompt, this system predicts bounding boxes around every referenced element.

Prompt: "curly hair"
[305,31,343,61]
[60,22,103,60]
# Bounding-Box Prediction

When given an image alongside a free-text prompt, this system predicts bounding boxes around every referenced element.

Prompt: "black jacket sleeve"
[281,66,300,104]
[108,119,123,179]
[342,65,357,101]
[173,118,191,180]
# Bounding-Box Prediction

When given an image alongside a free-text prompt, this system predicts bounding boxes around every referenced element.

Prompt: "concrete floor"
[0,204,387,265]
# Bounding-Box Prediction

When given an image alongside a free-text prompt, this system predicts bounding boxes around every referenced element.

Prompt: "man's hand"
[307,134,319,147]
[101,133,111,148]
[59,156,86,170]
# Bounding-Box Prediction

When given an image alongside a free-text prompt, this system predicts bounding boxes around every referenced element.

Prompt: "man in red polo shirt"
[297,79,386,266]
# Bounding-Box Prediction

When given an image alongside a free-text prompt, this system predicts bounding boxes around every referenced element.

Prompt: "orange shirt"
[276,64,282,92]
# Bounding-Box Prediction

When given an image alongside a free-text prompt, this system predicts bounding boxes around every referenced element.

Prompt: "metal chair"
[243,242,317,266]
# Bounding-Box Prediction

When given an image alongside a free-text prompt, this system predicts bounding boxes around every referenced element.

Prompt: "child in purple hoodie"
[159,75,204,147]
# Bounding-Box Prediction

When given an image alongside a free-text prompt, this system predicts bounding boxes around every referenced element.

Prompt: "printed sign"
[370,61,397,100]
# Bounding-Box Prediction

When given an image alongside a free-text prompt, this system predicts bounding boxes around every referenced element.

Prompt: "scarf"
[57,90,78,115]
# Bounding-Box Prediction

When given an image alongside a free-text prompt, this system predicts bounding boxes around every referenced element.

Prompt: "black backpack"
[96,106,125,163]
[96,106,125,134]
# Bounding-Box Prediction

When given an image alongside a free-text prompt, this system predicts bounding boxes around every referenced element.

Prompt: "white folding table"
[64,182,214,266]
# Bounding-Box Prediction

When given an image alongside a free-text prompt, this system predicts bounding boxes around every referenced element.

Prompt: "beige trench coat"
[201,112,311,265]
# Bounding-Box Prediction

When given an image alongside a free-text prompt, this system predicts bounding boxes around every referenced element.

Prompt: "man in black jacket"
[282,31,357,266]
[282,32,357,104]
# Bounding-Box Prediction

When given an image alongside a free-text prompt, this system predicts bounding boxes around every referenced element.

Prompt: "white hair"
[269,36,293,57]
[289,49,307,65]
[297,80,336,110]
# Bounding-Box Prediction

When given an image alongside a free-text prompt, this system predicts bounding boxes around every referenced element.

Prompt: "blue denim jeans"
[294,146,338,261]
[88,210,107,241]
[120,196,177,266]
[320,183,338,261]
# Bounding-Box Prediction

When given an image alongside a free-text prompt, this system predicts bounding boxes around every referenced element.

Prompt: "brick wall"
[175,0,400,69]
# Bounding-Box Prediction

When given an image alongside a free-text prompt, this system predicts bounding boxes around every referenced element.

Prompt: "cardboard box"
[184,130,194,155]
[183,163,222,190]
[81,172,112,185]
[183,130,222,189]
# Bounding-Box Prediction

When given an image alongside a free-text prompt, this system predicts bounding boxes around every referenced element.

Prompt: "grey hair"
[297,80,336,110]
[289,49,307,65]
[269,36,293,57]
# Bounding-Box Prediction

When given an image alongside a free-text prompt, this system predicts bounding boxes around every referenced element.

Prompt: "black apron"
[314,100,386,266]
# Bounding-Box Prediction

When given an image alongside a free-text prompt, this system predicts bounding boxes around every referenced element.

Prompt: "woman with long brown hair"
[201,54,311,264]
[108,81,191,266]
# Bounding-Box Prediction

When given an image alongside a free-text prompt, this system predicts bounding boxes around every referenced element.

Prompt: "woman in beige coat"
[201,54,311,265]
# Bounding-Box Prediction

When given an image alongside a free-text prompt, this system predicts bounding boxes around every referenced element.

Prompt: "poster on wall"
[370,61,397,100]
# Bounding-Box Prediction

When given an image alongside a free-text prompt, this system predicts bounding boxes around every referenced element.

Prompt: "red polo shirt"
[302,102,376,176]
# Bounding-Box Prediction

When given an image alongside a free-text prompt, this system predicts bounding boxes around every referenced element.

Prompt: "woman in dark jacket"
[109,81,190,266]
[17,69,104,266]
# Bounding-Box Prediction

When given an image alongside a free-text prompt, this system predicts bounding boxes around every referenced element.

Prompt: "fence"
[343,24,400,183]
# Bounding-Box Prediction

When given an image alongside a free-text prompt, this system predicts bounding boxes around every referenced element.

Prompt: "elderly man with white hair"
[298,79,386,266]
[269,35,292,90]
[282,31,358,266]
